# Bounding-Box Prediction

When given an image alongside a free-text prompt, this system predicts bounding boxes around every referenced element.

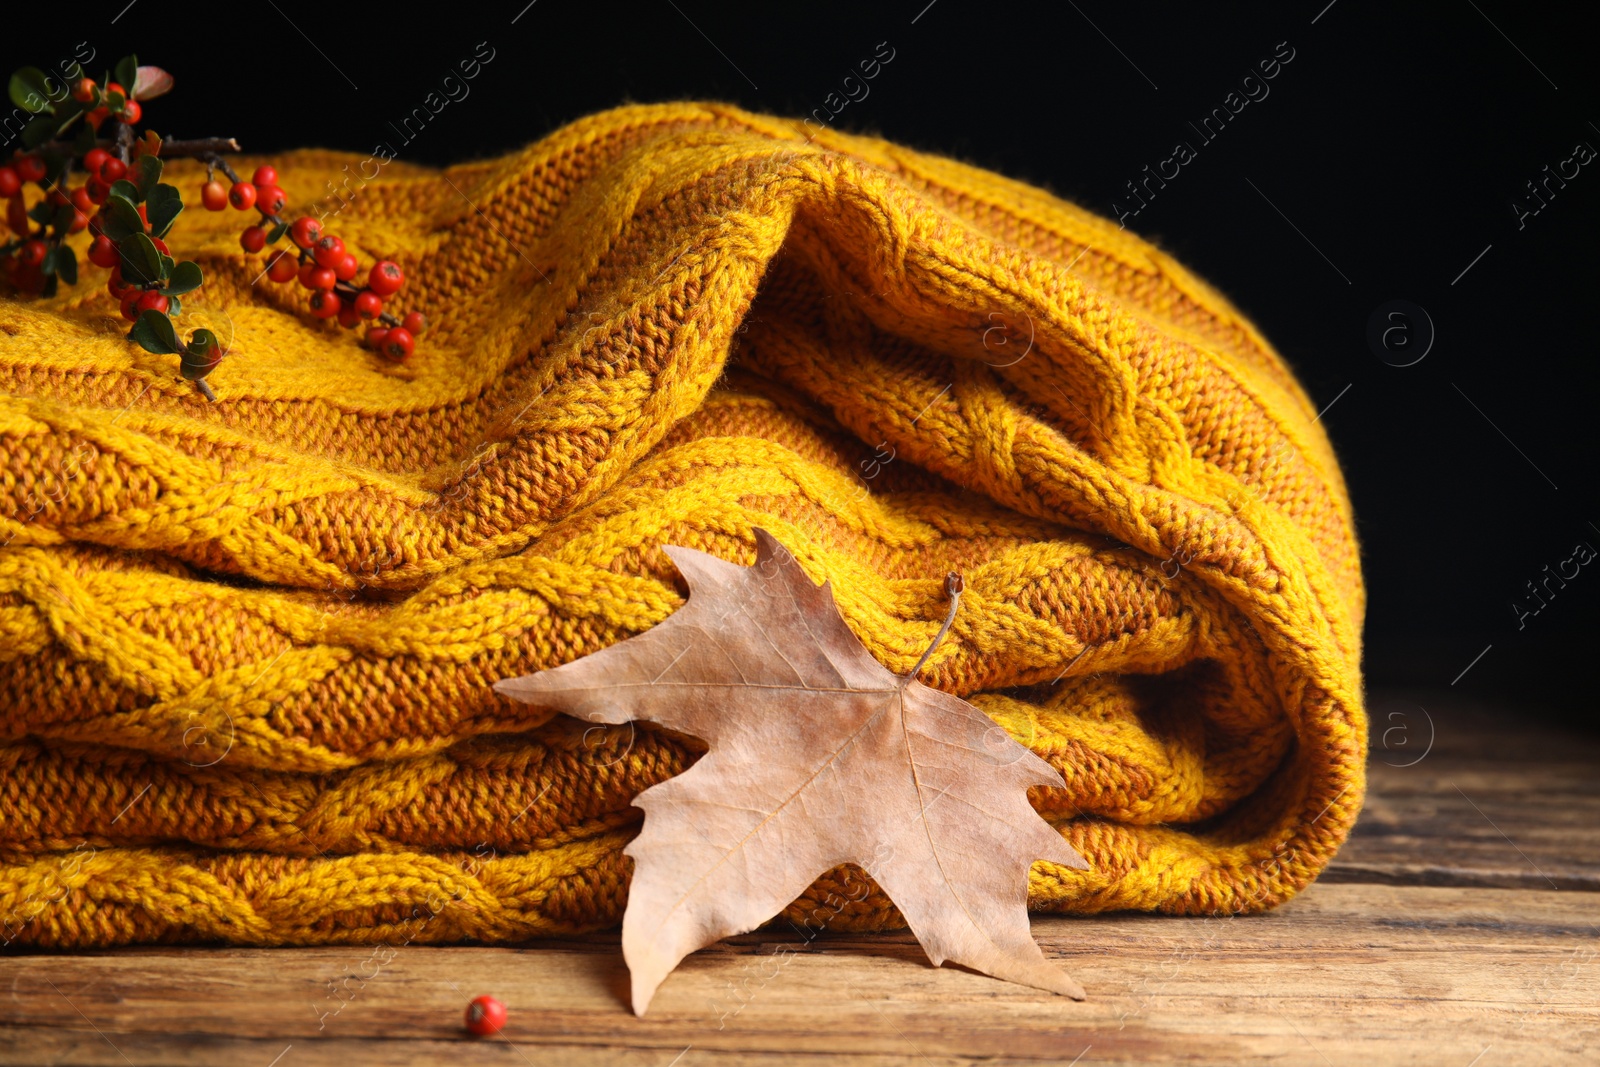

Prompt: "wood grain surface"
[2,693,1596,1066]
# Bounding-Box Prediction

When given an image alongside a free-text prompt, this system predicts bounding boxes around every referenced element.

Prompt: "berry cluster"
[201,160,424,362]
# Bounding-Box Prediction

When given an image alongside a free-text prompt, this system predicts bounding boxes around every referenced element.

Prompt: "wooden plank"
[2,883,1595,1066]
[1327,694,1600,890]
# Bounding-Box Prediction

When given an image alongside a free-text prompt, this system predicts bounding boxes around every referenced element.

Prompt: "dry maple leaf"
[493,528,1089,1014]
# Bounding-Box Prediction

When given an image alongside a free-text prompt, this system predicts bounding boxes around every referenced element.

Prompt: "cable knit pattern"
[0,102,1364,948]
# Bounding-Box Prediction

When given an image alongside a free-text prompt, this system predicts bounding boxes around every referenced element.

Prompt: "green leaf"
[132,155,162,196]
[101,194,144,242]
[56,245,77,285]
[167,294,182,317]
[114,55,139,94]
[166,260,203,295]
[52,202,76,233]
[265,218,289,245]
[40,245,57,276]
[26,202,53,224]
[128,308,178,355]
[109,178,140,204]
[121,232,163,285]
[49,98,88,137]
[104,89,125,113]
[8,67,55,114]
[42,273,59,298]
[20,113,59,149]
[146,183,183,237]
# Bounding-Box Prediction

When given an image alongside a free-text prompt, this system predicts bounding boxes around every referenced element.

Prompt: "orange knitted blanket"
[0,102,1365,948]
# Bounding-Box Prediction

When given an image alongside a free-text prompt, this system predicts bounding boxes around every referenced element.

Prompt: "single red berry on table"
[312,235,345,269]
[266,249,298,283]
[201,180,227,211]
[88,234,118,268]
[120,100,142,125]
[17,155,47,183]
[401,311,426,335]
[252,165,278,187]
[463,996,505,1037]
[72,77,97,103]
[229,182,256,210]
[241,225,266,253]
[367,260,403,296]
[335,252,358,282]
[289,216,321,249]
[0,166,22,198]
[381,326,415,362]
[257,184,287,216]
[354,291,383,320]
[18,240,46,267]
[337,303,362,329]
[365,325,388,350]
[98,157,126,183]
[308,290,341,318]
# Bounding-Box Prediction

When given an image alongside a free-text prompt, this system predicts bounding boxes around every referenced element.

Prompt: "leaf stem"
[905,573,964,685]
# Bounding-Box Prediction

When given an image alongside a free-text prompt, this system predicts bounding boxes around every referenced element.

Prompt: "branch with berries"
[3,53,425,402]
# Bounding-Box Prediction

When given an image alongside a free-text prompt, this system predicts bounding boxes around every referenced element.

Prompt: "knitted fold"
[0,102,1365,948]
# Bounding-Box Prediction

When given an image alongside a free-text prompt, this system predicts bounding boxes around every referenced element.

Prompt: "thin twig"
[905,573,964,684]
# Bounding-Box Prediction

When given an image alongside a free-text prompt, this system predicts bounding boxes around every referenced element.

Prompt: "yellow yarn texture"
[0,103,1365,948]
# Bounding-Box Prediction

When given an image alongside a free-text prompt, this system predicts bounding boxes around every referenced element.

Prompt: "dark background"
[7,1,1596,721]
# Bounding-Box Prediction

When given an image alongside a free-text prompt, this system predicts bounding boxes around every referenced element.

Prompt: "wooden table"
[3,690,1596,1065]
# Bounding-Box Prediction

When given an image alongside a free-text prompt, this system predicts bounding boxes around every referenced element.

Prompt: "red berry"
[201,180,227,211]
[18,240,46,267]
[68,209,89,234]
[98,157,126,183]
[464,996,505,1037]
[229,182,257,210]
[289,216,321,249]
[71,187,93,213]
[380,326,415,362]
[241,226,267,253]
[83,148,109,174]
[266,249,298,283]
[121,100,142,125]
[312,235,345,269]
[354,291,383,320]
[365,325,388,350]
[88,234,118,268]
[16,156,46,183]
[401,312,426,335]
[107,264,127,296]
[47,189,69,208]
[86,179,111,204]
[7,195,29,237]
[367,260,403,296]
[337,304,362,329]
[335,252,359,282]
[257,185,287,216]
[106,82,126,99]
[120,292,141,321]
[308,290,341,318]
[72,78,97,104]
[0,166,19,198]
[252,165,278,187]
[150,235,168,255]
[308,266,336,290]
[87,107,109,130]
[135,291,170,316]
